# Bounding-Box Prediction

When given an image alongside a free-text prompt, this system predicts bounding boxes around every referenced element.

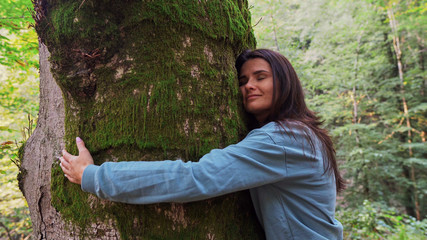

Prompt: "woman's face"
[239,58,274,123]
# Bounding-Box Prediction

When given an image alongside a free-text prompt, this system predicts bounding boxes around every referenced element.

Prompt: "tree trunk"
[387,6,420,221]
[268,0,280,51]
[351,31,363,146]
[21,0,264,239]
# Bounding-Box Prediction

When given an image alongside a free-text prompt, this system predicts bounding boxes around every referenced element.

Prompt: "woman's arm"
[61,129,289,204]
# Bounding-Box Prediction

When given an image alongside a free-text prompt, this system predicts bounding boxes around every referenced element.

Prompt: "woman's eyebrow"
[253,70,269,75]
[239,70,269,79]
[238,74,247,80]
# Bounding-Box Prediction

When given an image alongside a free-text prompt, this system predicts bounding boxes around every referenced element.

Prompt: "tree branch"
[0,220,12,240]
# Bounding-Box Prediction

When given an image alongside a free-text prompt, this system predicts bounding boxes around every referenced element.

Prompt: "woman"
[60,49,345,240]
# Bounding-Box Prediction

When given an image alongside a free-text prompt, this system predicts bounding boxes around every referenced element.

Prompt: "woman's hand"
[60,137,94,185]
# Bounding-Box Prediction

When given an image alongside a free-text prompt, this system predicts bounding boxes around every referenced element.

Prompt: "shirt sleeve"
[81,128,288,204]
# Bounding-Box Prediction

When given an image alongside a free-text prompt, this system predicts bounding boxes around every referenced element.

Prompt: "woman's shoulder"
[258,120,307,134]
[254,120,317,145]
[245,122,285,145]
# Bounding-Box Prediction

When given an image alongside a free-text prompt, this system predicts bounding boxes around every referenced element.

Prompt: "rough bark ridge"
[23,0,263,239]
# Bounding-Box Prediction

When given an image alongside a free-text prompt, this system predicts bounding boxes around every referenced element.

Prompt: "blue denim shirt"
[82,122,343,239]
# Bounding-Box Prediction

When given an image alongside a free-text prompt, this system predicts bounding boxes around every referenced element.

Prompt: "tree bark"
[21,42,120,240]
[22,0,263,239]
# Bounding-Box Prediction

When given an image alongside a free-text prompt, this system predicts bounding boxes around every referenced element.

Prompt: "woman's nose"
[245,79,256,90]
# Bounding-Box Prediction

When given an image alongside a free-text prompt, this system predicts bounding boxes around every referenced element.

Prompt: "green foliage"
[0,144,32,239]
[0,126,34,238]
[0,0,38,238]
[0,0,38,69]
[250,0,426,236]
[337,200,427,239]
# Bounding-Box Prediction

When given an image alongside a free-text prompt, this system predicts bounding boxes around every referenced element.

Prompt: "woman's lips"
[247,94,260,101]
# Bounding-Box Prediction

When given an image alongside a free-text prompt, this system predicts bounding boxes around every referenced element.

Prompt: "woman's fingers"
[59,157,70,169]
[61,159,78,183]
[64,173,77,183]
[65,175,78,184]
[62,149,75,161]
[60,157,70,170]
[76,137,88,154]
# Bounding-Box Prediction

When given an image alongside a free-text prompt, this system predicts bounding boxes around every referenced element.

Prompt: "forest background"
[0,0,425,239]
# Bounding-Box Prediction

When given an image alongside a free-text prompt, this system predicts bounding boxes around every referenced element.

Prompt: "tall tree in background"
[21,0,264,239]
[379,0,426,220]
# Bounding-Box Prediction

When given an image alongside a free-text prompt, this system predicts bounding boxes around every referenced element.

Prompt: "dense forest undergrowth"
[1,0,426,239]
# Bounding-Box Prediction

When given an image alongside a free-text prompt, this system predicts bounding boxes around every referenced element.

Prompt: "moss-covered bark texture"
[32,0,263,239]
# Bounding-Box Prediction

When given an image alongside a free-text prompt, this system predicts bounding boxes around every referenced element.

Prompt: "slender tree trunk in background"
[387,7,420,221]
[352,32,363,146]
[21,0,264,239]
[351,85,359,144]
[417,34,426,97]
[268,0,280,51]
[416,33,426,142]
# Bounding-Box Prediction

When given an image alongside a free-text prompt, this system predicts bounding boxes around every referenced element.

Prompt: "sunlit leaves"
[0,0,37,238]
[0,0,37,69]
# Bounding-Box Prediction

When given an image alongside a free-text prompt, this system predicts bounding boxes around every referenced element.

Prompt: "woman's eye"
[239,79,247,86]
[257,76,266,81]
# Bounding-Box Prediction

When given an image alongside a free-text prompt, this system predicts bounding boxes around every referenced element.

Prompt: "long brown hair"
[235,49,345,192]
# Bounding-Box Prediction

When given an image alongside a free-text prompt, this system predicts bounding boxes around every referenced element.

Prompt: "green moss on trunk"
[35,0,262,238]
